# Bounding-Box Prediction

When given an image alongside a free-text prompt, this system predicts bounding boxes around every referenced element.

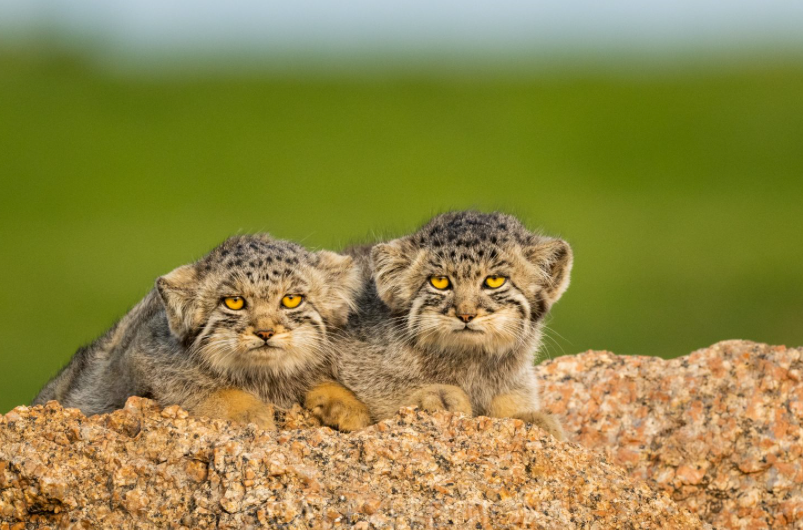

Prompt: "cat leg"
[406,384,473,416]
[305,381,372,432]
[191,388,276,430]
[487,391,565,440]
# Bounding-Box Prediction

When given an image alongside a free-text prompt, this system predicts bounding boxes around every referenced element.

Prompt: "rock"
[538,340,803,529]
[0,397,701,528]
[7,339,790,529]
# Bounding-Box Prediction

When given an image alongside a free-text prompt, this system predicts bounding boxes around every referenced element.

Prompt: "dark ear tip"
[553,239,572,260]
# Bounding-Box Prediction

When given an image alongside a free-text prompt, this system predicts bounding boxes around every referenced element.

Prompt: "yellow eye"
[429,276,451,290]
[484,275,507,289]
[223,296,245,310]
[281,294,304,309]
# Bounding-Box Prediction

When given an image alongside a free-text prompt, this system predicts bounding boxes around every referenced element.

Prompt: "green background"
[2,51,802,413]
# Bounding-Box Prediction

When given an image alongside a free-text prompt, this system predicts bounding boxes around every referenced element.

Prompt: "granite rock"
[0,396,701,529]
[538,340,803,529]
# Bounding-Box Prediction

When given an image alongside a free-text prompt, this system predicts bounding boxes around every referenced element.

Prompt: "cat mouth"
[454,327,484,334]
[250,344,282,352]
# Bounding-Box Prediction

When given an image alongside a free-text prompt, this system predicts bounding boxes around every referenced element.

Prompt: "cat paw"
[193,389,276,430]
[516,410,566,441]
[228,404,277,431]
[305,382,372,432]
[407,384,473,416]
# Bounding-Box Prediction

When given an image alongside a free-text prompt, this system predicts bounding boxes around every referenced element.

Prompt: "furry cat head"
[372,211,572,356]
[157,234,360,375]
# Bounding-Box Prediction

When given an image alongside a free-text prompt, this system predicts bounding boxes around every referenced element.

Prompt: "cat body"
[319,211,571,438]
[34,234,368,430]
[332,290,542,420]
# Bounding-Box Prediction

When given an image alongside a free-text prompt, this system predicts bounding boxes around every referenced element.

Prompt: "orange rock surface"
[1,397,701,529]
[539,340,803,529]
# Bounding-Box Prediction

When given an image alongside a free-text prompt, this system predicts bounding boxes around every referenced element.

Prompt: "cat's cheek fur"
[411,305,529,356]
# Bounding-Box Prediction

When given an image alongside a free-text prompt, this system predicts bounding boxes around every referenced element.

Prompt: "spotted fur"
[332,211,572,438]
[33,234,362,425]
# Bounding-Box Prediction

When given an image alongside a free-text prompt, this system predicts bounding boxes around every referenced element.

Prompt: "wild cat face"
[157,234,359,376]
[372,212,572,356]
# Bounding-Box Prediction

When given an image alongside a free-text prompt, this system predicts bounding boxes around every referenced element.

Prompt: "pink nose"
[457,314,476,323]
[254,329,274,341]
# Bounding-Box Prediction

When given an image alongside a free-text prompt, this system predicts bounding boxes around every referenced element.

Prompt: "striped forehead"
[426,244,511,278]
[218,267,311,297]
[200,239,314,296]
[416,224,515,248]
[211,240,305,268]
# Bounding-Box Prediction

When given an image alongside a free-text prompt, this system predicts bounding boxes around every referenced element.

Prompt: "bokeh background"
[1,1,802,413]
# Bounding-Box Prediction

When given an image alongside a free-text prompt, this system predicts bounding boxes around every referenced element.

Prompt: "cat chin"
[212,348,319,375]
[199,337,318,375]
[409,313,527,354]
[245,345,285,360]
[414,329,520,357]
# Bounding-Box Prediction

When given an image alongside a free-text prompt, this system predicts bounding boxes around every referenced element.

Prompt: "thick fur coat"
[330,211,572,437]
[34,234,364,429]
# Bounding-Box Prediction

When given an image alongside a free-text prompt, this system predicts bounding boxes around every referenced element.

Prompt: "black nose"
[457,314,476,323]
[254,329,274,341]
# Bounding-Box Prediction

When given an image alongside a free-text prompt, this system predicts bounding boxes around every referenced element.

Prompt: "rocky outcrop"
[538,340,803,529]
[4,340,799,529]
[1,399,699,528]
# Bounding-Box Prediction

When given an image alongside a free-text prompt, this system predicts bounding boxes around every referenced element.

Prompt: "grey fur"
[33,234,361,416]
[332,211,572,425]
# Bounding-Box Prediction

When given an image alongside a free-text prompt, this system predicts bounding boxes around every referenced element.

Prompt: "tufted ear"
[314,251,362,328]
[524,238,573,307]
[156,264,203,340]
[370,238,419,312]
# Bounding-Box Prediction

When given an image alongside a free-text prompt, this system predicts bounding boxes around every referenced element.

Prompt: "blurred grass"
[1,50,802,413]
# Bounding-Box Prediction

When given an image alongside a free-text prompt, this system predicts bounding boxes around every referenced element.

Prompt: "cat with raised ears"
[34,233,370,431]
[310,211,571,438]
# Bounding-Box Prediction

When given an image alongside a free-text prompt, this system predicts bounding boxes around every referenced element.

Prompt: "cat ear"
[313,251,362,327]
[156,264,202,339]
[371,238,417,312]
[524,238,573,307]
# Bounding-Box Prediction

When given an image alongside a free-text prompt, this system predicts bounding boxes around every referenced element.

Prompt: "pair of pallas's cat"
[34,211,571,438]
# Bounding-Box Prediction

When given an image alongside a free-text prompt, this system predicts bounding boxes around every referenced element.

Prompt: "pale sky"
[1,0,802,56]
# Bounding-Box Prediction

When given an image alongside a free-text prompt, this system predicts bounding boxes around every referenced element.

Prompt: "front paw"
[305,382,372,432]
[193,389,276,430]
[407,384,472,416]
[229,404,277,431]
[516,410,565,441]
